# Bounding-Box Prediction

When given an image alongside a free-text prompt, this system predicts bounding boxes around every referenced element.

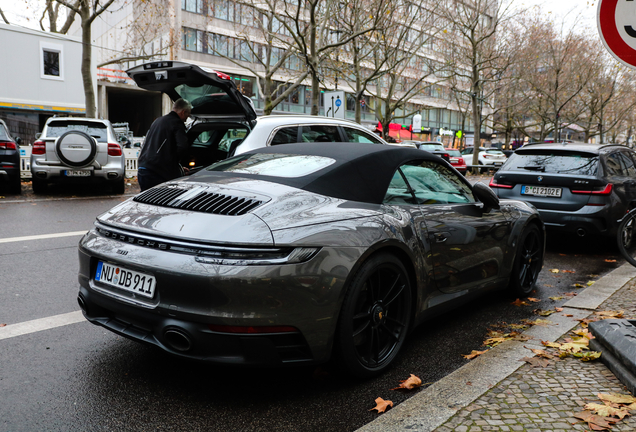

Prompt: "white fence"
[20,146,140,179]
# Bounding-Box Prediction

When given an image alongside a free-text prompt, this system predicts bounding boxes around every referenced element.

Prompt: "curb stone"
[356,262,636,432]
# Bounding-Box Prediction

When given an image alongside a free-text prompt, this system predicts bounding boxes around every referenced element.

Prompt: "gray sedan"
[77,143,544,377]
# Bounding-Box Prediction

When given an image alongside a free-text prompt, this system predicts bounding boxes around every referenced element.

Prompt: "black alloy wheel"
[510,224,543,297]
[336,253,412,377]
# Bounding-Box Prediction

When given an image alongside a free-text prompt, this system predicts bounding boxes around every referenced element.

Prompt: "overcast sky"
[0,0,600,32]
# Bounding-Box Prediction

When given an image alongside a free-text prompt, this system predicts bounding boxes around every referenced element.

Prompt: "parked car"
[446,148,467,175]
[489,142,636,238]
[413,141,450,162]
[77,142,544,377]
[126,61,388,173]
[30,117,126,194]
[461,147,507,172]
[0,119,22,194]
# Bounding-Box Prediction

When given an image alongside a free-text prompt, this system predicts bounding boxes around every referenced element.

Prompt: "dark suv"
[489,142,636,238]
[0,119,22,194]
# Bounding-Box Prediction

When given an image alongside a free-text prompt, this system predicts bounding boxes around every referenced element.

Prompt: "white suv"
[30,118,126,194]
[461,147,507,172]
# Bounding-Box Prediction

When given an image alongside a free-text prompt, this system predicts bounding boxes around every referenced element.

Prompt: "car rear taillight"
[571,184,613,195]
[442,153,449,160]
[215,71,231,80]
[107,143,122,156]
[0,141,17,150]
[208,324,298,334]
[489,177,513,189]
[32,140,46,155]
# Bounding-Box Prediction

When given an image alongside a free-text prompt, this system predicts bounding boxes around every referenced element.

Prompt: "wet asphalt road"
[0,179,626,432]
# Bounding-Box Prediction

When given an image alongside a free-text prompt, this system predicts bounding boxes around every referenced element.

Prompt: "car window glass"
[504,150,599,175]
[300,125,340,142]
[605,153,625,176]
[271,127,300,145]
[218,129,248,152]
[461,148,472,155]
[446,149,462,157]
[621,152,636,176]
[343,127,383,144]
[46,121,108,142]
[400,160,475,205]
[0,124,9,140]
[208,153,335,177]
[419,144,444,151]
[383,170,414,205]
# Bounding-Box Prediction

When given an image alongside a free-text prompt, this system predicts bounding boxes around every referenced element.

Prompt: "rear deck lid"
[126,61,257,121]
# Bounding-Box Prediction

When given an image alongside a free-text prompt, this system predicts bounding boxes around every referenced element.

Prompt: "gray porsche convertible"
[77,143,544,377]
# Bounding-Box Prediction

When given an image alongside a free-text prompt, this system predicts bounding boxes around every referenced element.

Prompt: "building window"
[183,28,203,52]
[182,0,203,13]
[40,42,64,80]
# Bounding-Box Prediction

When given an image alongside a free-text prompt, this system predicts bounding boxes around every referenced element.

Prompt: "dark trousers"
[138,168,168,192]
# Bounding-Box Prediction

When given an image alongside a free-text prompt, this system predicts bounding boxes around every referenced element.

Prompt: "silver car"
[30,117,126,194]
[126,61,388,173]
[77,142,544,377]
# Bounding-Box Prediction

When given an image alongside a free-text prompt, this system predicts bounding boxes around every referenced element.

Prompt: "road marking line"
[0,311,85,341]
[0,231,87,244]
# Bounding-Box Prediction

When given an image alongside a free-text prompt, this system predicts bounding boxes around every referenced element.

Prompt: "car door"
[399,160,512,293]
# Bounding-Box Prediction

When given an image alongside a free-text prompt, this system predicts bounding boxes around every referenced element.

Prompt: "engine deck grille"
[134,186,264,216]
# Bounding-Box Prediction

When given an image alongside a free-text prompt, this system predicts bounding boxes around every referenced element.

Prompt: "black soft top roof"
[191,142,447,204]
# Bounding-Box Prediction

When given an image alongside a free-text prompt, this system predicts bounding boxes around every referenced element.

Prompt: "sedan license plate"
[95,261,155,298]
[65,170,91,177]
[521,185,562,198]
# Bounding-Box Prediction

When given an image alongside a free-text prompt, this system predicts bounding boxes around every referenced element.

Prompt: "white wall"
[0,23,88,112]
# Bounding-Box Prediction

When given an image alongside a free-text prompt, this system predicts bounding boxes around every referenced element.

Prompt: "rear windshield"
[485,149,504,154]
[46,121,109,142]
[208,153,336,178]
[419,144,443,151]
[505,150,599,175]
[446,149,461,157]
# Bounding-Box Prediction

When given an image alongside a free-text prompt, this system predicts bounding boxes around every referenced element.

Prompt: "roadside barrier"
[19,146,140,179]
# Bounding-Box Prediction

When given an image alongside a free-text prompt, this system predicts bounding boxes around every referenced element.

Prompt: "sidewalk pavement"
[358,263,636,432]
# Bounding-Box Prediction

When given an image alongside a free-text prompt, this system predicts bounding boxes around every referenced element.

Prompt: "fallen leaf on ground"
[564,313,573,317]
[587,281,595,286]
[574,328,594,339]
[574,351,602,361]
[563,292,578,297]
[527,297,541,302]
[462,349,489,359]
[542,341,562,348]
[544,284,553,287]
[392,374,422,391]
[598,393,636,405]
[521,356,550,367]
[509,324,529,330]
[605,259,617,263]
[585,403,630,419]
[563,270,575,273]
[550,269,560,273]
[0,323,6,327]
[370,397,393,413]
[573,283,585,288]
[526,348,554,359]
[522,318,552,327]
[534,309,555,316]
[549,296,563,301]
[511,299,529,306]
[595,310,625,319]
[555,307,564,312]
[574,411,617,430]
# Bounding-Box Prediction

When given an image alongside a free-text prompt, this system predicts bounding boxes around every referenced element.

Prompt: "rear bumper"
[538,207,614,236]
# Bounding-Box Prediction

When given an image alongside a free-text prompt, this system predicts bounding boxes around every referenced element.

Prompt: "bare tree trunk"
[81,17,96,117]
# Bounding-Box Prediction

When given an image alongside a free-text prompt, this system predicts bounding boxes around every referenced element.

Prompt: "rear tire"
[509,224,543,297]
[32,178,47,194]
[336,253,412,377]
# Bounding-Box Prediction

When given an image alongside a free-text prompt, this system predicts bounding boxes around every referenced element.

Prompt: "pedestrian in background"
[137,98,192,191]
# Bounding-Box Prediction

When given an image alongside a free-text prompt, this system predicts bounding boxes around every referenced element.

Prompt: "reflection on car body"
[78,143,544,377]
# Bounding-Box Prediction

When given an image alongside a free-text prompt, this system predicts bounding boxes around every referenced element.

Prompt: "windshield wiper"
[520,165,545,172]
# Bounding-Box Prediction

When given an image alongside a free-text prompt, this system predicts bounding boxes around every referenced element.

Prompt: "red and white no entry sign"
[598,0,636,68]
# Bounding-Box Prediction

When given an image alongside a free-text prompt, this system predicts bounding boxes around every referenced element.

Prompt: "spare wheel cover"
[56,130,97,167]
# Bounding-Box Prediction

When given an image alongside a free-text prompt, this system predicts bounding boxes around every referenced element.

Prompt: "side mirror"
[473,182,500,210]
[35,133,41,140]
[15,137,22,145]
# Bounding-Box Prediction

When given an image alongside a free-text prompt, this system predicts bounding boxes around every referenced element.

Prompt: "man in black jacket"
[137,98,192,191]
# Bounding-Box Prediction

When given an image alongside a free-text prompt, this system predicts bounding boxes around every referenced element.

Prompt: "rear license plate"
[65,170,91,177]
[521,185,562,197]
[95,261,155,298]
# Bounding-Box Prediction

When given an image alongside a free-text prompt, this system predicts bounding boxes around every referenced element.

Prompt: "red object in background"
[445,148,467,173]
